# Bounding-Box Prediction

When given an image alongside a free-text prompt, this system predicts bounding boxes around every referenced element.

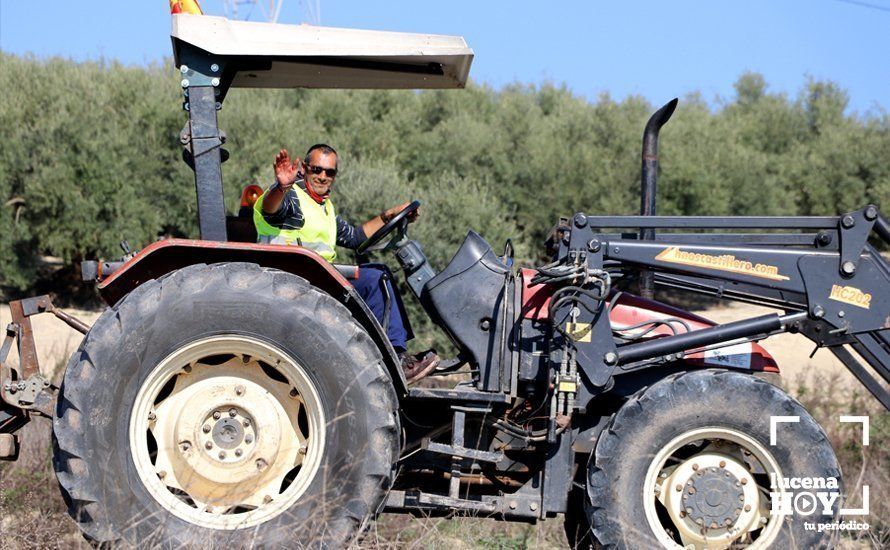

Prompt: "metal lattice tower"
[216,0,319,23]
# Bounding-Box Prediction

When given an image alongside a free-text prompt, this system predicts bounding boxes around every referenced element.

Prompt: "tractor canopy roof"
[171,14,474,90]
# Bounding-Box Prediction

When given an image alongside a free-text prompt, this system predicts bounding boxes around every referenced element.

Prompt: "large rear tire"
[53,262,399,547]
[586,369,841,549]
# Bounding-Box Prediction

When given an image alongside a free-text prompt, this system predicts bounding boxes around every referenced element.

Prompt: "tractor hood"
[171,14,473,89]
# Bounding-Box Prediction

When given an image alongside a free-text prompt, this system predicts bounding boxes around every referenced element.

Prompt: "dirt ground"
[0,305,101,382]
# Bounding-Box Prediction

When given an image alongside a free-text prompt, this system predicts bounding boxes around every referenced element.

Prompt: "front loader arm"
[551,205,890,410]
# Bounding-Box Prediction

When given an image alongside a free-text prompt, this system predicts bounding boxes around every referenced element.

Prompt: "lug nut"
[508,500,517,510]
[229,408,237,418]
[719,460,726,468]
[235,385,245,396]
[218,451,226,459]
[692,463,699,471]
[688,487,696,494]
[243,419,251,428]
[529,502,538,512]
[235,449,243,457]
[180,441,191,452]
[183,365,192,373]
[675,484,683,492]
[725,518,733,526]
[205,441,213,450]
[202,424,211,433]
[148,412,156,421]
[213,411,221,420]
[744,504,751,512]
[256,458,267,470]
[290,388,299,397]
[245,435,253,444]
[298,445,308,455]
[740,478,748,485]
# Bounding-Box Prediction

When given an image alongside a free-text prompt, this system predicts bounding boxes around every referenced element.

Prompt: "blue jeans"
[351,264,412,352]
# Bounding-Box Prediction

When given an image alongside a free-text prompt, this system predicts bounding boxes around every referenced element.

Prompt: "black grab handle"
[875,213,890,245]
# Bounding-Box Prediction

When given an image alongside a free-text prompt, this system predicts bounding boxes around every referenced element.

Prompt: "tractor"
[2,13,889,549]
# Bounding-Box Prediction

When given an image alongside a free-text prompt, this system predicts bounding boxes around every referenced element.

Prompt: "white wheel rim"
[129,335,326,530]
[643,427,787,549]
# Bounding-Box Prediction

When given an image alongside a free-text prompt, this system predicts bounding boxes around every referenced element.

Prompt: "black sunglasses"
[305,164,338,178]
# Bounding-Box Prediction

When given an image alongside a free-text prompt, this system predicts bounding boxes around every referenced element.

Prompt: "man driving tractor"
[253,144,440,381]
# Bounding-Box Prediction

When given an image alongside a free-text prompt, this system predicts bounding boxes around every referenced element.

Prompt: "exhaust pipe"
[639,98,678,299]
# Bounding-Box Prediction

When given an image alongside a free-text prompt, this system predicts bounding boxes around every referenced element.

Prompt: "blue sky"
[1,1,887,115]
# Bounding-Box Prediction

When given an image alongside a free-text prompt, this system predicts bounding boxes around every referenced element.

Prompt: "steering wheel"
[357,200,421,254]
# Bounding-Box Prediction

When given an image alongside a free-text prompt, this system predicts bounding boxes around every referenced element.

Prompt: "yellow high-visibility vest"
[253,185,338,261]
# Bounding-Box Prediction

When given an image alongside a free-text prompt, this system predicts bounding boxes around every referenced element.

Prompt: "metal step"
[421,439,504,463]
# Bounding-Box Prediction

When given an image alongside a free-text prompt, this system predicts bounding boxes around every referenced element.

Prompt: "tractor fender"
[97,238,408,394]
[519,267,779,373]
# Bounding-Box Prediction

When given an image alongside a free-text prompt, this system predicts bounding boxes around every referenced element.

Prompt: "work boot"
[400,350,440,383]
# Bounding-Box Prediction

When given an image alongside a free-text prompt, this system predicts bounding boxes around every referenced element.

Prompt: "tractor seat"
[226,215,258,243]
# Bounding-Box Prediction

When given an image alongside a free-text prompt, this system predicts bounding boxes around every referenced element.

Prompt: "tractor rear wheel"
[586,369,841,549]
[53,262,399,546]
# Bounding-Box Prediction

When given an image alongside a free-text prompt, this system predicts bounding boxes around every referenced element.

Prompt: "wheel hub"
[681,466,744,528]
[211,416,245,450]
[657,451,763,547]
[160,375,294,491]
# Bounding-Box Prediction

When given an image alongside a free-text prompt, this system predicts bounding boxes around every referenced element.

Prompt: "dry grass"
[360,515,566,549]
[0,417,85,549]
[3,376,884,549]
[790,372,890,549]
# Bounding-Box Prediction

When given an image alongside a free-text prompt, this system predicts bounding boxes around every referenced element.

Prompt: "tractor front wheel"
[586,369,841,549]
[53,262,399,546]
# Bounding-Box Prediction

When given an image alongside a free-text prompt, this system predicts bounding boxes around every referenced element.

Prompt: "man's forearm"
[262,184,288,214]
[361,213,386,237]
